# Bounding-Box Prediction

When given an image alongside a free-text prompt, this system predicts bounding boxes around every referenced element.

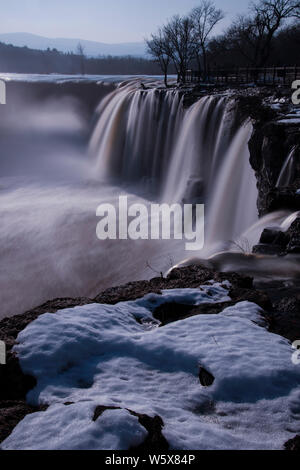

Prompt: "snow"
[2,284,300,451]
[0,405,147,451]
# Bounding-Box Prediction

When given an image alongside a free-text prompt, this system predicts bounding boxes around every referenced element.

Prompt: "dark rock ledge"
[253,217,300,256]
[92,405,169,451]
[285,435,300,451]
[0,265,298,449]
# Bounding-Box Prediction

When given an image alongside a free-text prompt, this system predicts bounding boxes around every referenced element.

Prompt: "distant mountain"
[0,32,147,57]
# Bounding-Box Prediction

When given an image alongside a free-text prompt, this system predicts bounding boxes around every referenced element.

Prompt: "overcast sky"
[1,0,252,43]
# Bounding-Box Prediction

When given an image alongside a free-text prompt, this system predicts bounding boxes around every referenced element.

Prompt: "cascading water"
[276,146,297,187]
[90,80,259,252]
[1,78,297,320]
[90,79,184,193]
[206,122,258,253]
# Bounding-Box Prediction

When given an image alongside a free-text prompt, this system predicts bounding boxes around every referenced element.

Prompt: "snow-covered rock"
[2,285,300,450]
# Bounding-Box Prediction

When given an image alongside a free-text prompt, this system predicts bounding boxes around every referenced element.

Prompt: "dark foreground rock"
[0,401,47,444]
[253,217,300,257]
[198,367,215,387]
[284,435,300,451]
[95,265,253,304]
[255,278,300,343]
[249,118,300,217]
[0,297,95,402]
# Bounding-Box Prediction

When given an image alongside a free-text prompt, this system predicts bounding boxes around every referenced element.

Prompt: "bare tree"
[163,15,195,83]
[146,29,171,87]
[190,1,224,78]
[76,42,86,75]
[252,0,300,65]
[226,0,300,67]
[225,15,262,66]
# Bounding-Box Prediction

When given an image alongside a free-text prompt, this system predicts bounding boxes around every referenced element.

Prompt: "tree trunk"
[164,71,168,88]
[196,55,202,79]
[202,47,208,81]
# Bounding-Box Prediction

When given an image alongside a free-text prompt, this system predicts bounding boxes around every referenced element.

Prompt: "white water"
[0,78,297,319]
[91,80,258,251]
[276,146,297,187]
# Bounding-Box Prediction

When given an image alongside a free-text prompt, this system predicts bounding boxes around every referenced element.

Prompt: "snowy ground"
[2,283,300,450]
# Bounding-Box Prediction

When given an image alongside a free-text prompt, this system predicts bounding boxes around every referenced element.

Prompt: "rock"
[153,301,238,325]
[0,296,94,445]
[254,228,289,255]
[228,287,271,310]
[94,266,254,305]
[235,94,278,126]
[93,405,121,421]
[284,435,300,451]
[0,401,47,443]
[259,229,289,247]
[254,278,300,343]
[274,231,291,247]
[266,308,300,343]
[153,303,195,325]
[93,405,169,451]
[287,245,300,254]
[153,286,271,326]
[287,218,300,253]
[0,356,36,401]
[259,228,282,244]
[274,296,300,314]
[253,244,284,255]
[254,217,300,257]
[249,118,300,216]
[265,189,300,214]
[129,411,169,452]
[199,367,215,387]
[0,296,95,402]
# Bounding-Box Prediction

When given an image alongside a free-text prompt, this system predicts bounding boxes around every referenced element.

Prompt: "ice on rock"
[2,285,300,450]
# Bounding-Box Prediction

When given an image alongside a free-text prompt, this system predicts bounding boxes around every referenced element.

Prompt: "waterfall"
[90,80,258,253]
[205,122,258,253]
[89,80,183,194]
[276,146,297,187]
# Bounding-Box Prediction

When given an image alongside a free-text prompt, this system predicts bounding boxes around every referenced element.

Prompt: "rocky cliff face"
[233,90,300,256]
[249,119,300,216]
[183,86,300,219]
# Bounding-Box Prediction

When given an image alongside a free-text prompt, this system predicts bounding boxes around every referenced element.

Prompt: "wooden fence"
[184,66,300,86]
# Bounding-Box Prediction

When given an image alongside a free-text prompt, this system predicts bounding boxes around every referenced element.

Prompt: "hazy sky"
[1,0,251,43]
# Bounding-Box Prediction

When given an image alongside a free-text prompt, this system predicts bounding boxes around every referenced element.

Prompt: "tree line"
[146,0,300,85]
[0,42,169,75]
[0,0,298,78]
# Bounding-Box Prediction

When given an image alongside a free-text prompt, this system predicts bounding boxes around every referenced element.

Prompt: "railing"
[184,66,300,86]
